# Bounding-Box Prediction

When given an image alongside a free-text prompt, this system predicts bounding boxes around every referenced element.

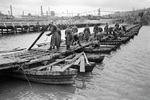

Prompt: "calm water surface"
[0,26,150,100]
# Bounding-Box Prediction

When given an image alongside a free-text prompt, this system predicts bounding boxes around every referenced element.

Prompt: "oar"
[28,25,50,50]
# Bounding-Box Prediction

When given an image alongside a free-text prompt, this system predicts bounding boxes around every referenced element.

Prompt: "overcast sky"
[0,0,150,16]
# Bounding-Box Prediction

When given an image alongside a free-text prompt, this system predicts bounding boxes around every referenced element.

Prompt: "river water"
[0,26,150,100]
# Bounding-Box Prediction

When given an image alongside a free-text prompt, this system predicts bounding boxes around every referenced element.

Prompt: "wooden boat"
[100,41,122,45]
[100,37,130,44]
[61,52,104,63]
[71,62,96,72]
[124,33,135,39]
[10,53,85,84]
[76,45,117,54]
[99,45,118,48]
[9,52,97,84]
[86,53,104,63]
[12,65,78,85]
[99,25,142,43]
[133,32,139,35]
[93,43,120,51]
[82,47,113,54]
[57,53,96,72]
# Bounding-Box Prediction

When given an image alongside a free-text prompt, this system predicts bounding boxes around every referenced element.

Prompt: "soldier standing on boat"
[79,32,84,41]
[108,27,113,34]
[72,25,82,46]
[121,25,126,33]
[83,24,91,41]
[72,25,78,34]
[57,27,61,38]
[93,24,99,38]
[46,24,61,50]
[104,23,109,34]
[65,25,73,50]
[96,26,103,43]
[113,23,120,39]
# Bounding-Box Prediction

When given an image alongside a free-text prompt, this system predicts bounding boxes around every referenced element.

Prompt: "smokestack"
[10,5,13,16]
[41,6,43,16]
[8,11,10,16]
[98,8,101,16]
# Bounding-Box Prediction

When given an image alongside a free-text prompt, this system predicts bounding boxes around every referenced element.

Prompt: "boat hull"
[100,37,130,44]
[77,47,114,54]
[12,68,77,85]
[100,42,122,45]
[87,54,104,63]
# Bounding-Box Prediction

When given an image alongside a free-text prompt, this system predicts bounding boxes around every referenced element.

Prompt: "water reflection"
[0,76,76,100]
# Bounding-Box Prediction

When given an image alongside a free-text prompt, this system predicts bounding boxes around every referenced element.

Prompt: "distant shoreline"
[0,18,116,25]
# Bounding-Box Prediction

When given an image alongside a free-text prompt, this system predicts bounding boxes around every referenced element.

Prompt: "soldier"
[113,23,120,40]
[96,26,103,42]
[46,24,61,50]
[83,24,91,41]
[65,25,73,50]
[72,26,82,46]
[104,23,109,34]
[93,24,99,38]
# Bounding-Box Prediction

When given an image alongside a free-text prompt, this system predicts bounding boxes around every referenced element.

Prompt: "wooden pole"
[21,27,23,33]
[28,26,30,32]
[15,27,17,34]
[28,25,49,50]
[7,28,9,34]
[2,29,3,35]
[1,29,2,35]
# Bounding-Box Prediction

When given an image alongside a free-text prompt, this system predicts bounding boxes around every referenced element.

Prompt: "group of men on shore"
[46,23,127,50]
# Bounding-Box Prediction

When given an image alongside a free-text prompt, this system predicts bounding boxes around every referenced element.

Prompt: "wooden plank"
[0,38,93,70]
[80,56,85,72]
[69,52,84,63]
[83,53,90,64]
[74,57,81,65]
[61,63,74,72]
[29,54,75,71]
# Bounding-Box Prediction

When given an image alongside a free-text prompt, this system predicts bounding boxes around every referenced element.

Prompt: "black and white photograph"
[0,0,150,100]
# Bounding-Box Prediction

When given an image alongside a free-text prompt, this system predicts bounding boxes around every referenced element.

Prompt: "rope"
[16,63,32,89]
[20,67,33,89]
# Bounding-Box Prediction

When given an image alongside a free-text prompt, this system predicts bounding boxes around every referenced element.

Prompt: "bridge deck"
[0,42,92,70]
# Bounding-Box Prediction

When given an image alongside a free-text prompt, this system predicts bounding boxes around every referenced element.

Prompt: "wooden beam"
[1,29,3,35]
[28,54,74,71]
[28,25,49,50]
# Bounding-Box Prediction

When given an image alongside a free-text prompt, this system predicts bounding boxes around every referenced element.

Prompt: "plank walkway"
[0,41,92,70]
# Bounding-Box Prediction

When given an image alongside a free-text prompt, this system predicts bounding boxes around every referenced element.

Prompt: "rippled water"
[0,26,150,100]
